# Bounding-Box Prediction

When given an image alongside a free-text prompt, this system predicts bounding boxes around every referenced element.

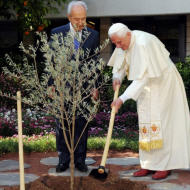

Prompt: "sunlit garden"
[0,0,190,160]
[0,55,190,156]
[0,102,139,155]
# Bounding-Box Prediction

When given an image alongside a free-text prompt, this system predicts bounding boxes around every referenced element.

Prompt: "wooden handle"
[100,85,120,167]
[17,91,25,190]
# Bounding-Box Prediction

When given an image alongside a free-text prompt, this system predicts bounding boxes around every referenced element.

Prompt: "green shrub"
[176,57,190,108]
[87,137,138,152]
[101,66,137,113]
[0,137,18,154]
[0,134,56,155]
[0,135,139,155]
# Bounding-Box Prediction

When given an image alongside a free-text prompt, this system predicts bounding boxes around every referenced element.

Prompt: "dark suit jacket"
[51,23,99,57]
[49,23,100,87]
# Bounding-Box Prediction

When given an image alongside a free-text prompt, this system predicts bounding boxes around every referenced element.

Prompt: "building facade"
[49,0,190,62]
[1,0,190,63]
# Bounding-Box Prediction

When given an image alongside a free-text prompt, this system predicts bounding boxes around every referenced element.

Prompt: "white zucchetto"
[108,23,129,37]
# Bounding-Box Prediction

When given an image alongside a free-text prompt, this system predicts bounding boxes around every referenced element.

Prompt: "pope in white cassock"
[108,23,190,180]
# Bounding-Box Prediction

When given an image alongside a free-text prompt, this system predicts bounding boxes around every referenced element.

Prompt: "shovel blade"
[89,168,108,180]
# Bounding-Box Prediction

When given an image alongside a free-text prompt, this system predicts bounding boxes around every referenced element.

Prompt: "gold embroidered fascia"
[139,123,163,151]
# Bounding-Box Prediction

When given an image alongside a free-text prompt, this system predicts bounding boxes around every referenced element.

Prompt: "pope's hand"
[111,98,123,113]
[112,79,121,91]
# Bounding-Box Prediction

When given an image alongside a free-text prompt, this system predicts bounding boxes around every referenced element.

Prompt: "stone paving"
[41,157,102,177]
[1,157,190,190]
[119,170,179,182]
[0,160,30,172]
[148,183,190,190]
[0,159,38,187]
[40,157,96,166]
[106,157,140,166]
[0,173,39,186]
[48,166,109,177]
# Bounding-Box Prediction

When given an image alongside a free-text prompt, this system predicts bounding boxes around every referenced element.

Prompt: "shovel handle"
[99,85,120,169]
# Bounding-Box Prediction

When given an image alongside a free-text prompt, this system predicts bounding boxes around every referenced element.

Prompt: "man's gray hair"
[108,23,131,38]
[67,1,88,15]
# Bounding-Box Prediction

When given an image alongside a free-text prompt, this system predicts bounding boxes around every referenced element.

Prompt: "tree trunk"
[70,150,74,190]
[70,113,76,190]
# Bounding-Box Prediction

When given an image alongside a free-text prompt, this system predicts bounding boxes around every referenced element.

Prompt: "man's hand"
[91,88,99,101]
[111,98,123,113]
[113,79,121,91]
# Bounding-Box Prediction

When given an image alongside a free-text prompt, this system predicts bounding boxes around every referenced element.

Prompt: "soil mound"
[5,173,148,190]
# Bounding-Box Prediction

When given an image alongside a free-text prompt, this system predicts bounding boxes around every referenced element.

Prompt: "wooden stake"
[17,91,25,190]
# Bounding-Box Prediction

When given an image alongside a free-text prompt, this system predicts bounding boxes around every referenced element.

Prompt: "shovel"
[90,85,120,179]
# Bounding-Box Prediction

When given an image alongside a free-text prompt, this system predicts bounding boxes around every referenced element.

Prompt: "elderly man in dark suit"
[50,1,99,172]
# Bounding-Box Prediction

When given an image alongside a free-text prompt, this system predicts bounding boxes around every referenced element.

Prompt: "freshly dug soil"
[5,173,148,190]
[1,150,148,190]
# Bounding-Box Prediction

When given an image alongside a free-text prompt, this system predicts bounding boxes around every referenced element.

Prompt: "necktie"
[74,38,80,50]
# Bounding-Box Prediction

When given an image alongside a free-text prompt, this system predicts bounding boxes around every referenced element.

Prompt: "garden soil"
[0,150,148,190]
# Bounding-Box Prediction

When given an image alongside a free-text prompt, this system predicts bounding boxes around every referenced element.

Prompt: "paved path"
[0,160,30,172]
[0,159,38,188]
[40,157,96,166]
[0,173,39,186]
[1,157,190,190]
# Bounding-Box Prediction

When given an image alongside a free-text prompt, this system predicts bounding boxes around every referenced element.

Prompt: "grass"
[88,137,138,151]
[0,134,139,155]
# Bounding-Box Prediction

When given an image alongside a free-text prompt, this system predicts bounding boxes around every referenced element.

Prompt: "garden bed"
[0,150,148,190]
[5,174,147,190]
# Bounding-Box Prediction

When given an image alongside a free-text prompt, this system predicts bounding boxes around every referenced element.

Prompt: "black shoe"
[56,163,69,173]
[75,163,88,172]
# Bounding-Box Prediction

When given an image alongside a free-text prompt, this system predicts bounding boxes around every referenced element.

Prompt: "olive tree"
[0,31,109,190]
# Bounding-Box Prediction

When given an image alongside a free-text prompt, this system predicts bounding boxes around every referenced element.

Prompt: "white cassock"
[108,30,190,170]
